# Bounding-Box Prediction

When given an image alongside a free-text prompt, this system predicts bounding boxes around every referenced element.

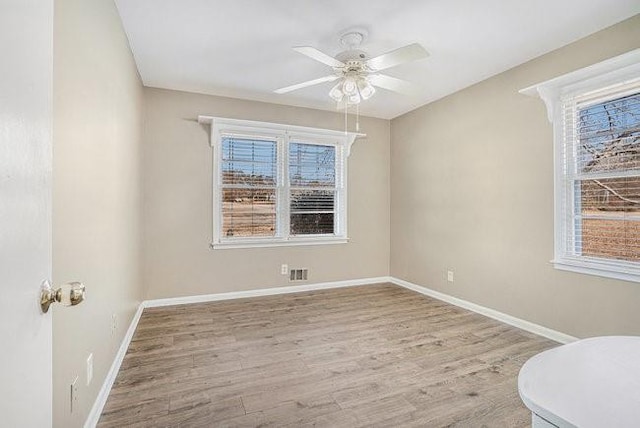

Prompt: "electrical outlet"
[447,270,454,283]
[86,353,93,386]
[70,376,78,414]
[281,264,288,275]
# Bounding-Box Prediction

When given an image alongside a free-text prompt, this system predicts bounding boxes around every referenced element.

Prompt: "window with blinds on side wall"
[561,83,640,265]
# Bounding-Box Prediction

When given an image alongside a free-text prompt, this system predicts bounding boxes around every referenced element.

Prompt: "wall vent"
[289,268,308,282]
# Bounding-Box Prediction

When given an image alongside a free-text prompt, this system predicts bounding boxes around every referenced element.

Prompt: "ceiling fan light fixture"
[357,77,376,100]
[329,82,344,102]
[342,76,358,96]
[348,92,361,105]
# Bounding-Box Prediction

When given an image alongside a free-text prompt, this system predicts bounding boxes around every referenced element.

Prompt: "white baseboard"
[84,274,577,427]
[143,276,391,308]
[84,302,145,428]
[388,276,578,344]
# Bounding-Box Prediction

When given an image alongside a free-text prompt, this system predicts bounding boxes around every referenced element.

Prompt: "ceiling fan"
[274,30,429,105]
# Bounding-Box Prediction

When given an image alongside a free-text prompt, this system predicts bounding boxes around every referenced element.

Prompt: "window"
[199,117,359,248]
[289,142,339,236]
[564,89,640,264]
[221,136,278,238]
[522,49,640,282]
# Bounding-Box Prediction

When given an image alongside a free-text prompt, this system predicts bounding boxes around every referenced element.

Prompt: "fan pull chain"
[356,103,360,132]
[344,102,348,135]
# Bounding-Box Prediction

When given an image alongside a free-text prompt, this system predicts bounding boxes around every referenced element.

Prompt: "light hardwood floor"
[98,283,557,427]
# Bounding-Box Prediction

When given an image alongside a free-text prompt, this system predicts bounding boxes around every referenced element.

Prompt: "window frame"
[199,116,361,249]
[521,49,640,282]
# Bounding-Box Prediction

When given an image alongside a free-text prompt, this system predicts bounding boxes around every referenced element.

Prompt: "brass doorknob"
[40,280,85,313]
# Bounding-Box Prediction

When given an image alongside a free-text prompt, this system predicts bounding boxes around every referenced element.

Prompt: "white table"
[518,336,640,427]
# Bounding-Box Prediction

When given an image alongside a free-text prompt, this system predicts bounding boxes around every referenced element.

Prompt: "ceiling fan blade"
[368,74,416,95]
[366,43,429,72]
[293,46,345,68]
[274,75,339,94]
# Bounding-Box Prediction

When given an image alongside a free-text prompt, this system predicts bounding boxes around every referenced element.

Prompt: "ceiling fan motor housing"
[336,29,370,67]
[336,50,369,65]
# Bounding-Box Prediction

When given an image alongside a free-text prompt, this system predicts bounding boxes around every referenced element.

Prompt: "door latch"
[40,280,85,313]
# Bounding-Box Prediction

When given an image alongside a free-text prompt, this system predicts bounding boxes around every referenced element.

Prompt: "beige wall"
[142,88,390,299]
[52,0,143,426]
[390,15,640,339]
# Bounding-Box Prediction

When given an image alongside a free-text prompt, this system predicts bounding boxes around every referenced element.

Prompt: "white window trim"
[198,116,364,249]
[520,48,640,283]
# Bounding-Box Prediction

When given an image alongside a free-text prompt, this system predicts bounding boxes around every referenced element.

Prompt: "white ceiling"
[114,1,640,119]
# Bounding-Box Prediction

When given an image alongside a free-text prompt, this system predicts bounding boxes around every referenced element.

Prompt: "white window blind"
[561,82,640,264]
[289,142,340,236]
[220,136,278,238]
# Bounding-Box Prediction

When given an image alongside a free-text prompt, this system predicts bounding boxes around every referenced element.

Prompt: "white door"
[0,0,54,426]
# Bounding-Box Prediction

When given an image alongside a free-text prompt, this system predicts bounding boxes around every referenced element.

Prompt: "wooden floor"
[98,284,557,427]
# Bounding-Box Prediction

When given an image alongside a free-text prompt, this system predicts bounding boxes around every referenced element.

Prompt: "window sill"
[552,257,640,283]
[210,237,349,250]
